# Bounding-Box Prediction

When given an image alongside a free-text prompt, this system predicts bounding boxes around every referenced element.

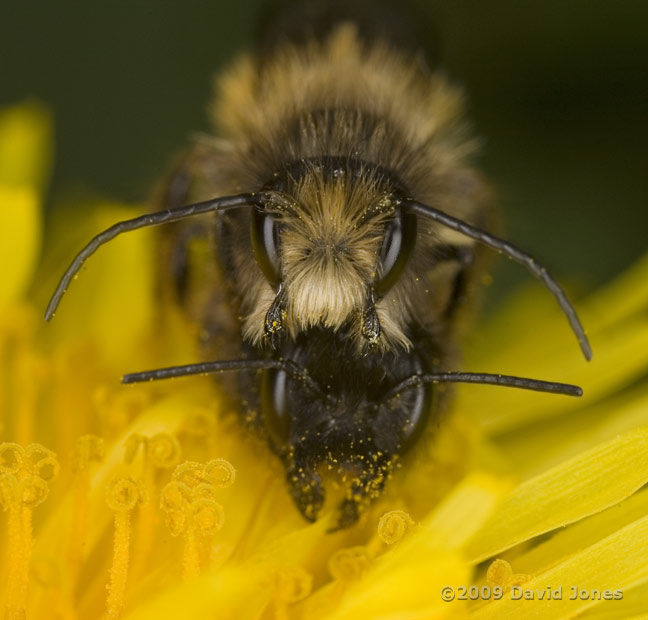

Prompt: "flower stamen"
[272,567,312,620]
[128,433,181,581]
[160,459,234,580]
[377,509,414,545]
[328,546,371,582]
[486,558,531,589]
[105,476,146,619]
[0,442,58,620]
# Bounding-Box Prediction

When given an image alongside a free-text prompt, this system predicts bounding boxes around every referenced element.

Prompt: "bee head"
[249,157,416,349]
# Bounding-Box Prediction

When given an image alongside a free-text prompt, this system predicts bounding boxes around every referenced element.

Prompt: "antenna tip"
[44,304,55,322]
[581,339,593,362]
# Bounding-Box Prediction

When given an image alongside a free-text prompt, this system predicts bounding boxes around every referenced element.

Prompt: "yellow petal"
[0,102,51,305]
[326,548,470,620]
[496,383,648,479]
[42,202,154,364]
[577,582,648,620]
[0,185,41,305]
[471,514,648,620]
[298,475,506,620]
[123,562,273,620]
[510,488,648,577]
[0,100,52,190]
[464,317,648,435]
[467,252,648,372]
[460,253,648,434]
[466,428,648,563]
[423,472,512,551]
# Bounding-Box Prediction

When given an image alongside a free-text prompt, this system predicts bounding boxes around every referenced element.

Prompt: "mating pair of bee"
[47,0,590,529]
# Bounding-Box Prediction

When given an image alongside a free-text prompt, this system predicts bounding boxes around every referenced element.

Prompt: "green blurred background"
[2,0,646,298]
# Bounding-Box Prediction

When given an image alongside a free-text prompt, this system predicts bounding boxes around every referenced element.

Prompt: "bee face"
[249,159,416,352]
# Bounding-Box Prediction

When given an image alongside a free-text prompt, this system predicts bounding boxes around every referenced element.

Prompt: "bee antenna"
[121,357,324,397]
[44,193,266,321]
[401,199,592,361]
[385,371,583,401]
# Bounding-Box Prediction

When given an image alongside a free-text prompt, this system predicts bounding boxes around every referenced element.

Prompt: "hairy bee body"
[159,1,490,528]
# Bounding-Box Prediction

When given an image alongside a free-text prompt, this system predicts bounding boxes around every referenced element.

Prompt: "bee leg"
[442,246,475,319]
[264,283,287,349]
[286,463,325,523]
[333,453,394,530]
[333,497,362,531]
[361,293,381,347]
[168,222,208,303]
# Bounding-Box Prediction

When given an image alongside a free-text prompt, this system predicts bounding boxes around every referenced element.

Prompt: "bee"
[46,0,591,529]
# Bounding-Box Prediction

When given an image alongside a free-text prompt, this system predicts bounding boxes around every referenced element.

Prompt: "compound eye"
[375,210,417,296]
[397,353,433,454]
[260,368,291,447]
[251,207,282,288]
[399,380,433,454]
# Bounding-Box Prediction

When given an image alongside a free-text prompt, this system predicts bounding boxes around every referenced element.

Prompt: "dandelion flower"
[2,100,648,620]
